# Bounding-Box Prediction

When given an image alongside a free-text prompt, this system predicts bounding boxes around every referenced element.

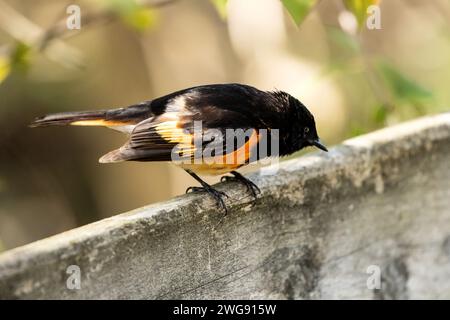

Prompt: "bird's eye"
[304,127,309,134]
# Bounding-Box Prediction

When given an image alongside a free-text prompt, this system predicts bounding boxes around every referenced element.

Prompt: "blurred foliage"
[328,27,360,54]
[9,42,32,72]
[0,42,31,84]
[377,61,433,107]
[344,0,380,29]
[210,0,228,19]
[107,0,158,31]
[326,20,433,130]
[369,60,433,125]
[0,54,9,83]
[373,104,389,125]
[121,8,157,31]
[281,0,381,27]
[281,0,318,25]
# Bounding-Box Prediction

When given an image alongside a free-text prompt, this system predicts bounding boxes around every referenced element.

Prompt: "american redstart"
[30,83,327,212]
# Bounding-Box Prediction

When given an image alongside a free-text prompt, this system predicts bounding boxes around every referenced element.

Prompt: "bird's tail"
[29,103,152,128]
[30,110,112,127]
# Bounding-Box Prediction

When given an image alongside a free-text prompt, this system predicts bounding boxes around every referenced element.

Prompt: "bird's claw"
[186,185,229,214]
[221,172,261,201]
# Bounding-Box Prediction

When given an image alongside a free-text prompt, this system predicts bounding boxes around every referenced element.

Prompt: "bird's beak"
[310,139,328,152]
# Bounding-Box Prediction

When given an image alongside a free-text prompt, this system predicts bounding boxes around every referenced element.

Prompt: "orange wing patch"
[154,118,197,158]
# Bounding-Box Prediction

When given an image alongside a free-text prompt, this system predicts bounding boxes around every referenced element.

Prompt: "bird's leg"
[185,170,229,214]
[220,171,260,200]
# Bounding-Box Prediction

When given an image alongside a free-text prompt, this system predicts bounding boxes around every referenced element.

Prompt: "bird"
[30,83,328,213]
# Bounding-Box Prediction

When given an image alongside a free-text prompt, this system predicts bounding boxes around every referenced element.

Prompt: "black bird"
[30,83,328,213]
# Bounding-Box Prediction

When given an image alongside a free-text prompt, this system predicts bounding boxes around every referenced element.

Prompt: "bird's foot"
[221,171,260,201]
[186,184,229,214]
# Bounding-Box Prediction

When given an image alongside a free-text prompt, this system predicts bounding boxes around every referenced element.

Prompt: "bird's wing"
[99,86,262,164]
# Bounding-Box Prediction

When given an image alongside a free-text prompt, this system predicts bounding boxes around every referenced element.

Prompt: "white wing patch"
[107,124,137,134]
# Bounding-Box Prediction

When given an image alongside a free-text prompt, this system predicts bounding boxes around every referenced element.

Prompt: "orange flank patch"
[180,130,260,176]
[222,129,260,167]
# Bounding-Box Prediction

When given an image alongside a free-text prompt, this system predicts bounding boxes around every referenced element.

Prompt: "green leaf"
[282,0,318,25]
[329,27,360,53]
[108,0,138,15]
[10,42,31,70]
[378,62,433,105]
[0,42,32,84]
[373,104,388,124]
[349,125,367,137]
[210,0,228,20]
[0,55,11,84]
[343,0,380,29]
[107,0,157,31]
[122,8,157,31]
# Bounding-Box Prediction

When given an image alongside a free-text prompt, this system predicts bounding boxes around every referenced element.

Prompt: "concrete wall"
[0,113,449,299]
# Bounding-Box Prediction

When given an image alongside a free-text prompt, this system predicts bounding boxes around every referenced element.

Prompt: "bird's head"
[296,104,328,153]
[271,91,328,154]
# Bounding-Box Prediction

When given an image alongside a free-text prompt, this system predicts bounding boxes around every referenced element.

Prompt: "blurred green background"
[0,0,449,251]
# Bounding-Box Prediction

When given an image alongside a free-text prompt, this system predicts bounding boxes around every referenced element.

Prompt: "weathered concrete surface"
[0,113,449,299]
